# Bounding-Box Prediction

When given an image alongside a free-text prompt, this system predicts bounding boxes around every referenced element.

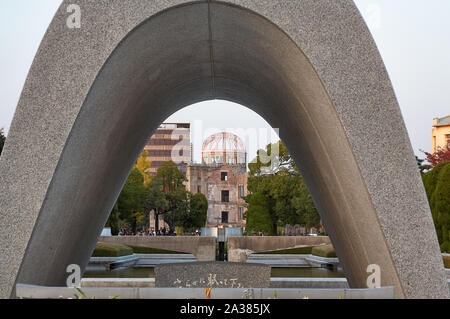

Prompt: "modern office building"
[143,122,192,175]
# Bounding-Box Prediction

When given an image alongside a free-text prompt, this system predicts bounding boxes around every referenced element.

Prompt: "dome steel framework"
[202,132,247,165]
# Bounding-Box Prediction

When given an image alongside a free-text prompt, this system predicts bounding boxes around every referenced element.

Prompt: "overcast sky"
[0,0,449,162]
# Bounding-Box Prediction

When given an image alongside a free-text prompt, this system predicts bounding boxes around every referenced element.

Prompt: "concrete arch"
[0,0,447,299]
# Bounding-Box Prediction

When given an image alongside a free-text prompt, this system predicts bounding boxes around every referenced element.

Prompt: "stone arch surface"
[0,0,448,299]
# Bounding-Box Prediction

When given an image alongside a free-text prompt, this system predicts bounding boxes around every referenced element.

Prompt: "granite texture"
[0,0,447,299]
[155,261,271,288]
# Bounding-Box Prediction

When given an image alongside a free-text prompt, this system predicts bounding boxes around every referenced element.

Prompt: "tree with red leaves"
[421,147,450,167]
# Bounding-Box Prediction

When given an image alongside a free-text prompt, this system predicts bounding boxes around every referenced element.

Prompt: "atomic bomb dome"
[201,132,247,166]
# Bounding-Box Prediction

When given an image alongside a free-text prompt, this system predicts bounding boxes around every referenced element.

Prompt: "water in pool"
[83,267,345,278]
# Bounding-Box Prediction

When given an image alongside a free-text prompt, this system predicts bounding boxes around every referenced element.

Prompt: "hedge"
[92,242,133,257]
[443,255,450,269]
[256,245,336,256]
[128,245,188,254]
[92,242,190,256]
[423,162,450,252]
[311,244,337,258]
[256,246,313,255]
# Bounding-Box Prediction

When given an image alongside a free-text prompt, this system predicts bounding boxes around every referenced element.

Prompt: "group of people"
[117,227,176,236]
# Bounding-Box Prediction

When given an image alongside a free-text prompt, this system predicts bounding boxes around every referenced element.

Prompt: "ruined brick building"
[185,132,248,228]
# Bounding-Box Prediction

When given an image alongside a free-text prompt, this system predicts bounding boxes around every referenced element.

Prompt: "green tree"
[433,164,450,252]
[291,181,320,228]
[143,182,168,232]
[153,161,186,192]
[106,160,187,234]
[135,150,152,186]
[164,187,189,232]
[422,162,446,201]
[248,141,297,176]
[246,141,320,235]
[245,193,274,235]
[0,128,5,156]
[245,175,277,234]
[113,168,146,233]
[106,202,121,235]
[271,173,303,226]
[416,155,431,174]
[422,162,450,252]
[179,192,208,232]
[151,161,187,232]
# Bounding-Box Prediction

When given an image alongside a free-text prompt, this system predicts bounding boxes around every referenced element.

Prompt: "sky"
[0,0,449,163]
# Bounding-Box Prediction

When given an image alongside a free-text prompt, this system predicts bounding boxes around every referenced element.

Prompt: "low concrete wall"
[87,254,197,271]
[81,277,349,289]
[80,277,450,291]
[247,254,310,267]
[16,283,394,299]
[247,254,339,268]
[99,236,216,261]
[82,278,155,288]
[228,236,331,262]
[80,278,349,289]
[134,254,196,266]
[271,278,349,289]
[87,254,138,271]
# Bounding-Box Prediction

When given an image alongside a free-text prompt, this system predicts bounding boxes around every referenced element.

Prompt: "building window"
[447,134,450,150]
[197,185,201,193]
[221,190,229,202]
[221,172,228,181]
[239,185,244,197]
[221,211,229,224]
[238,207,243,220]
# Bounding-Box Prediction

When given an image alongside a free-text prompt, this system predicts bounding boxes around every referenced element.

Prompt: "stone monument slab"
[155,261,271,288]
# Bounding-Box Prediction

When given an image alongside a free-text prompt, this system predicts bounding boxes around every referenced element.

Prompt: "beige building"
[185,132,248,228]
[432,116,450,152]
